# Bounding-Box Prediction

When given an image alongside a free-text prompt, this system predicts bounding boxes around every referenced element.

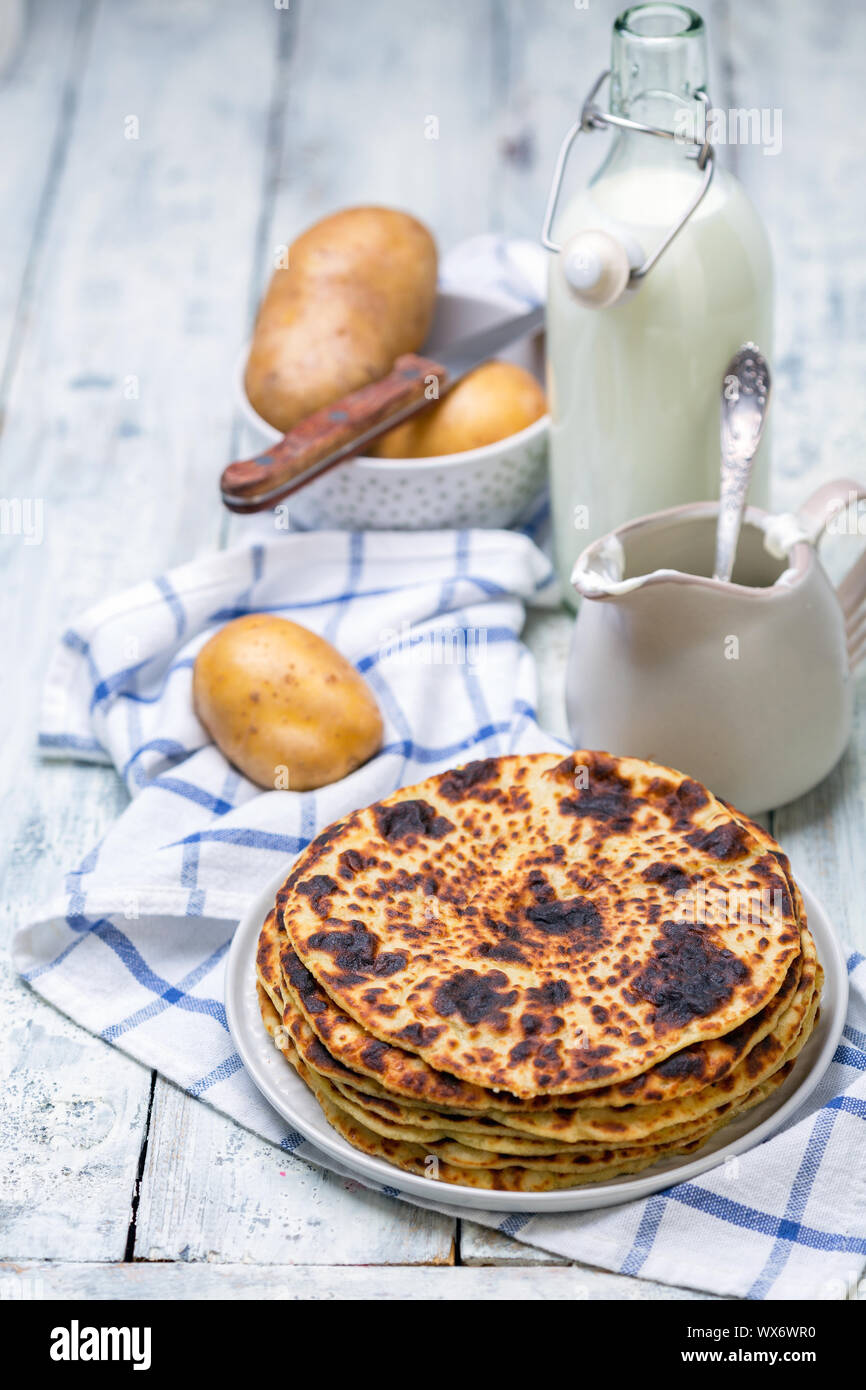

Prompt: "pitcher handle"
[796,477,866,671]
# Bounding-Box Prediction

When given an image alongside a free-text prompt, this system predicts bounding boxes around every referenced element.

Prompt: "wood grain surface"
[1,0,863,1298]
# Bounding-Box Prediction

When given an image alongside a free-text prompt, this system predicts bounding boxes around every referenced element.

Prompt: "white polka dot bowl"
[234,290,549,530]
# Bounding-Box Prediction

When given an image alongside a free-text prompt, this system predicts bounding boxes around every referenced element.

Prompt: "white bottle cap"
[561,229,632,309]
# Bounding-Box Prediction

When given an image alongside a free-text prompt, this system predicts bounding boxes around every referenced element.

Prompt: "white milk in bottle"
[545,3,773,604]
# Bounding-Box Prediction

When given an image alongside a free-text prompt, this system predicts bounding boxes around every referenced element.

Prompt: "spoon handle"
[713,344,772,583]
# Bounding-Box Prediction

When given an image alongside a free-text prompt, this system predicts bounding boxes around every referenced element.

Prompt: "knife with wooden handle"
[220,304,544,513]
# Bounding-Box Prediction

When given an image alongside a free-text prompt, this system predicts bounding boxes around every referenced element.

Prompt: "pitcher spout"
[571,531,678,601]
[571,498,818,605]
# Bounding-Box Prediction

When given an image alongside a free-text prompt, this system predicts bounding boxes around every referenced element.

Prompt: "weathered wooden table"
[2,0,863,1300]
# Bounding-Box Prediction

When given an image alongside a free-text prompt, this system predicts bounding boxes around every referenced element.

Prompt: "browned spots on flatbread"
[524,895,605,944]
[295,874,340,913]
[555,752,638,836]
[627,920,750,1034]
[374,798,454,843]
[338,848,366,879]
[686,820,751,860]
[653,776,710,827]
[526,979,572,1007]
[474,938,529,965]
[360,1039,389,1073]
[307,923,408,984]
[438,759,500,802]
[432,969,518,1027]
[393,1021,445,1047]
[256,912,281,991]
[641,861,693,896]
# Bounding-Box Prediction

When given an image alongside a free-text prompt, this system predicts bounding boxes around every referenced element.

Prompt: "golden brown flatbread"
[258,984,800,1190]
[261,912,804,1114]
[280,754,802,1097]
[254,753,821,1190]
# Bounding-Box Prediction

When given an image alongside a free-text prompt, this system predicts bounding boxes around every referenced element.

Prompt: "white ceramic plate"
[225,866,848,1213]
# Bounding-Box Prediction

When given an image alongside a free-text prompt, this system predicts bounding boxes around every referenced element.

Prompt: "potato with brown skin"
[193,615,383,791]
[371,360,547,459]
[244,206,438,434]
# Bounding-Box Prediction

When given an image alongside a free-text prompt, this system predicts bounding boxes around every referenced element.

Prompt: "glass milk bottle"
[544,3,773,604]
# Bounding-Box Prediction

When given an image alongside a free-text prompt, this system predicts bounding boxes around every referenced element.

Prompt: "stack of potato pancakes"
[256,752,821,1191]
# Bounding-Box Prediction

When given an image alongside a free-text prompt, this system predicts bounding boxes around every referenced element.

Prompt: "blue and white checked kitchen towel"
[13,237,866,1301]
[14,526,866,1301]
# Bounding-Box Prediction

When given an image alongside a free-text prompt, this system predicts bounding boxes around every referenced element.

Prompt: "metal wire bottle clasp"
[541,70,715,289]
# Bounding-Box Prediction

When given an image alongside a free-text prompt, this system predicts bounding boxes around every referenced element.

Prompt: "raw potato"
[372,360,546,459]
[193,615,383,792]
[245,206,438,433]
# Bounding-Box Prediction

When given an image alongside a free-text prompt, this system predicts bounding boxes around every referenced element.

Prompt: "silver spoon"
[713,343,772,583]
